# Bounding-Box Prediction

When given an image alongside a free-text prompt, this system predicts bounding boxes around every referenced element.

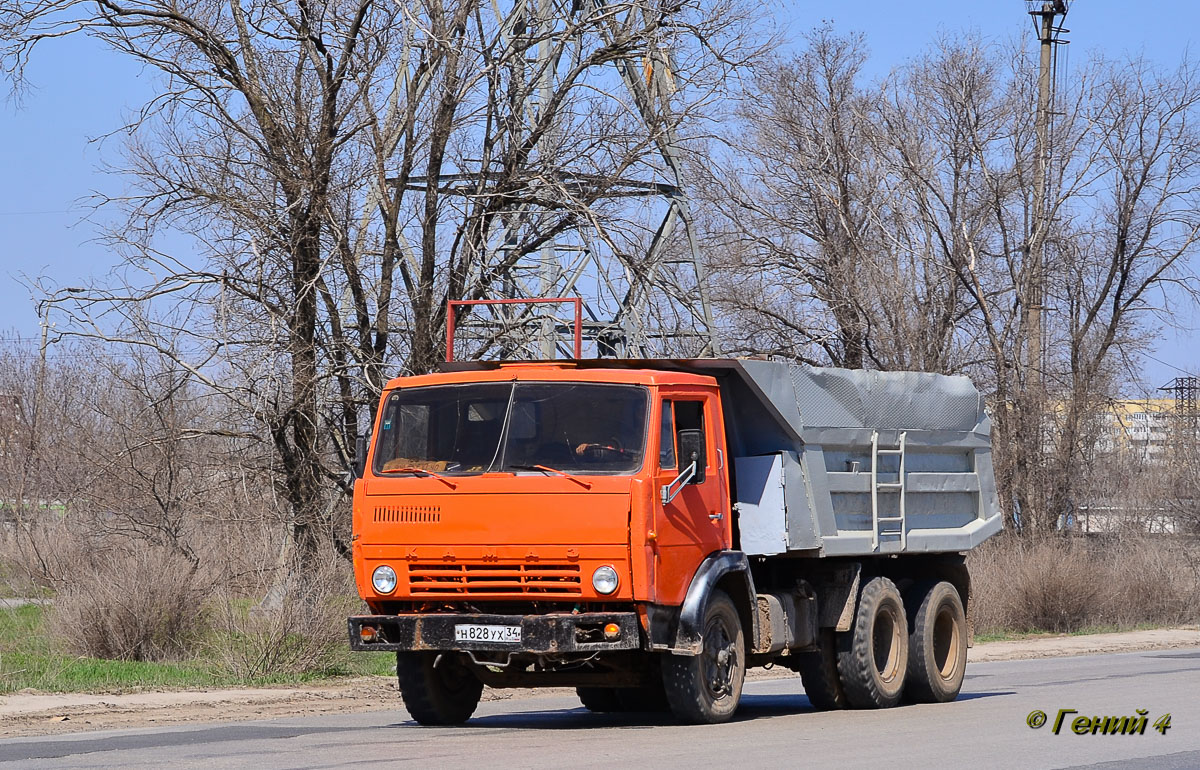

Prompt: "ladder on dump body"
[871,430,907,551]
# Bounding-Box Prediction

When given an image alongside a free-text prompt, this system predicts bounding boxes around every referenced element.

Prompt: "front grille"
[374,505,441,523]
[407,563,582,596]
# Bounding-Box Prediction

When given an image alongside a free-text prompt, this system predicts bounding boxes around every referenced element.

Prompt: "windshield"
[373,382,648,476]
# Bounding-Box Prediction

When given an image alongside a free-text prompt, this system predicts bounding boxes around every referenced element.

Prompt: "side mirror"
[677,428,706,484]
[354,435,368,479]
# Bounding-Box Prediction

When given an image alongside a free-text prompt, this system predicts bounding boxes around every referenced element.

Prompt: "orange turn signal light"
[603,622,620,640]
[360,625,379,643]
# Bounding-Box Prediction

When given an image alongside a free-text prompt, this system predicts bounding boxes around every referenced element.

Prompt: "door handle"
[709,512,723,521]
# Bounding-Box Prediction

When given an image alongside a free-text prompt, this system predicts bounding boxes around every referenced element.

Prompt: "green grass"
[974,621,1169,644]
[0,604,394,695]
[358,650,398,677]
[3,600,1184,693]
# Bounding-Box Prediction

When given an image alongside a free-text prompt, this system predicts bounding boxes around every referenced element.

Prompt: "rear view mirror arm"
[661,459,697,505]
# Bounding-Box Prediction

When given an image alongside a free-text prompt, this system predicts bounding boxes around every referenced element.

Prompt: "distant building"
[1098,398,1179,462]
[1067,397,1198,535]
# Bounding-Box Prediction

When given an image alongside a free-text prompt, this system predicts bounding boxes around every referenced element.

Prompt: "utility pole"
[1019,1,1070,531]
[1025,0,1069,397]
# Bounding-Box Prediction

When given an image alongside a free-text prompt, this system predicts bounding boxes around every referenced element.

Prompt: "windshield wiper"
[378,466,458,489]
[509,464,592,489]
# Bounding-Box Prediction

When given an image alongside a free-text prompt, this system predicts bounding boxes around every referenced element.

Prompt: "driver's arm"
[575,438,620,454]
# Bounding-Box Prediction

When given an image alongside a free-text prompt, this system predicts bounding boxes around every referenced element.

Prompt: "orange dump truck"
[349,358,1002,724]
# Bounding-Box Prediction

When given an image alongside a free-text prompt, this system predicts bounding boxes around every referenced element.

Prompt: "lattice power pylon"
[402,0,720,361]
[1160,376,1200,445]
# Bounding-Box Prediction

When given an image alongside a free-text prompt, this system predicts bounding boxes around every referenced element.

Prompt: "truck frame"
[349,357,1002,724]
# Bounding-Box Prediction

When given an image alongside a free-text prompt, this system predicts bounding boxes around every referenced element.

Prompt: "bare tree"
[712,29,1200,532]
[1039,56,1200,526]
[2,0,761,574]
[709,27,986,372]
[707,27,881,366]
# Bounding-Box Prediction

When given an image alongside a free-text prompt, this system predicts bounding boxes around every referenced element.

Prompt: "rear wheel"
[396,652,483,726]
[797,628,849,710]
[576,687,624,712]
[904,581,968,703]
[836,576,908,709]
[661,589,746,724]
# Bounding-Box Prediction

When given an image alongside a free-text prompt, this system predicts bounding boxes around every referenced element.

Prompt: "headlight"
[372,565,397,594]
[592,565,619,595]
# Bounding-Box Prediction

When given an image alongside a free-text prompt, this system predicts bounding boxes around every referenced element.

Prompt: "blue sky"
[1,0,1196,387]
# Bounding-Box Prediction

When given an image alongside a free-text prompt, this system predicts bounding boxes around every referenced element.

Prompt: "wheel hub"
[702,619,737,698]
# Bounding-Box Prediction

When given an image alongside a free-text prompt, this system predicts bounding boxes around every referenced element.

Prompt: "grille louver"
[373,505,441,523]
[406,563,582,596]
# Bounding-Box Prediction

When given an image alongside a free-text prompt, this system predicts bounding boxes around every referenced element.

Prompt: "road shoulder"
[967,626,1200,662]
[3,625,1197,738]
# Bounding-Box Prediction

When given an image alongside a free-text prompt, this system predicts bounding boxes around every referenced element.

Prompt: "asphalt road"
[4,648,1199,769]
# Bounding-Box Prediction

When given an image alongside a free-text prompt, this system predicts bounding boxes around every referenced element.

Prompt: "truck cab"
[353,361,729,605]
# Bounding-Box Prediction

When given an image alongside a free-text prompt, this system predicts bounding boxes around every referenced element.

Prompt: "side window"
[673,400,705,470]
[659,401,677,469]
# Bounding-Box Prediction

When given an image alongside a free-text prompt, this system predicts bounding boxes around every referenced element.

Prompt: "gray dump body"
[441,358,1004,557]
[609,359,1003,557]
[704,359,1003,557]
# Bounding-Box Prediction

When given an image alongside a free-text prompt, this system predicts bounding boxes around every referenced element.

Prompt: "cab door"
[652,391,730,605]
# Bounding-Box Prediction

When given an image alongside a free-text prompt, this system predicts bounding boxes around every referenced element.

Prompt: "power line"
[1141,350,1197,378]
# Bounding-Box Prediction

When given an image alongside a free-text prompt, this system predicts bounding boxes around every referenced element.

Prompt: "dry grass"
[969,534,1200,635]
[48,545,209,661]
[11,510,1199,681]
[2,523,369,681]
[206,556,364,682]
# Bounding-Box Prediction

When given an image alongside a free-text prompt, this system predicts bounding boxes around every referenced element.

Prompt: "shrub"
[49,545,209,661]
[207,555,362,682]
[969,534,1200,635]
[1107,538,1200,627]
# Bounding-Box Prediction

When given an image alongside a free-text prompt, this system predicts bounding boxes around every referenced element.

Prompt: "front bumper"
[348,611,642,654]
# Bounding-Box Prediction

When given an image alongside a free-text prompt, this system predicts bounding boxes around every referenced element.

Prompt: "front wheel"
[396,652,483,726]
[661,589,746,724]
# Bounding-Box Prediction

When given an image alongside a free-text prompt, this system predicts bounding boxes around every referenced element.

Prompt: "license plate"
[454,624,522,643]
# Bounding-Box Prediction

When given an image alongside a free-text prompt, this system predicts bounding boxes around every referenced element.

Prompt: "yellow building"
[1101,398,1178,461]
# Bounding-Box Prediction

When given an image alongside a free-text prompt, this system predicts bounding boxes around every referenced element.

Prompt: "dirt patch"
[3,626,1197,738]
[965,626,1200,662]
[1,678,394,738]
[0,678,578,739]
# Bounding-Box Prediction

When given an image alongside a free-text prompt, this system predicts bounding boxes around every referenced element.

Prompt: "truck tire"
[904,580,968,703]
[836,576,908,709]
[576,687,624,712]
[796,628,849,710]
[396,652,483,726]
[661,589,745,724]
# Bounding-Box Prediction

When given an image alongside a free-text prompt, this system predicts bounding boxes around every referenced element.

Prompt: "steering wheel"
[575,436,631,459]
